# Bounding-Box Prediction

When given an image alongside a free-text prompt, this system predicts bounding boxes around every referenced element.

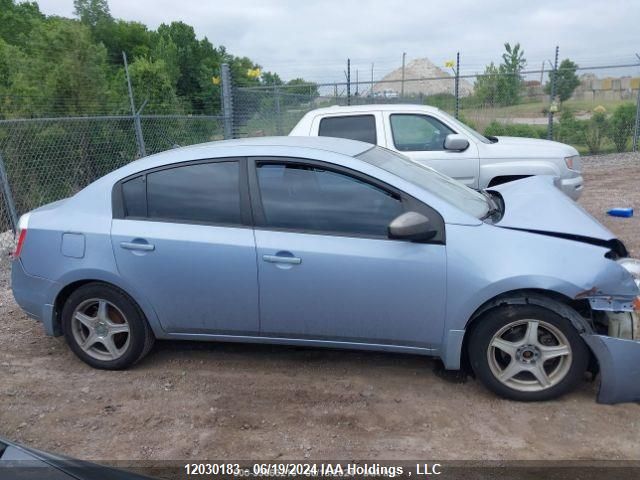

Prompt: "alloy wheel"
[487,319,573,392]
[70,298,131,361]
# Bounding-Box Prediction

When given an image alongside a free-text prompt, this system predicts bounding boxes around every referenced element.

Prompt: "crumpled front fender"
[582,334,640,404]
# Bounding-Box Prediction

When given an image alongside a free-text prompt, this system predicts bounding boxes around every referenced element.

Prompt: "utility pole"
[401,52,406,98]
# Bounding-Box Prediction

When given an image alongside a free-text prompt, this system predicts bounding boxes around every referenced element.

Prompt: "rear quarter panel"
[17,181,166,338]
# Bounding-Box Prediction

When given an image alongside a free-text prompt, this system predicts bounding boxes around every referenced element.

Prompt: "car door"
[249,157,447,349]
[111,158,259,335]
[384,112,480,188]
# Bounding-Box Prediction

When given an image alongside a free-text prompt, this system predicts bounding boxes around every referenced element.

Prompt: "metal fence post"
[547,46,559,141]
[0,152,18,233]
[274,85,283,135]
[134,114,146,157]
[454,52,460,119]
[633,54,640,152]
[347,59,351,106]
[123,51,147,157]
[221,63,234,139]
[401,52,406,99]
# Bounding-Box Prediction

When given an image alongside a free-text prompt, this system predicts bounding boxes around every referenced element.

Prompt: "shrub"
[483,121,546,139]
[483,120,506,137]
[609,103,636,152]
[423,93,456,110]
[456,112,478,131]
[584,111,608,154]
[556,108,586,145]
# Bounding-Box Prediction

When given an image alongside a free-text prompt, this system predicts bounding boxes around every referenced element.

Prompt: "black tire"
[61,282,155,370]
[468,303,589,401]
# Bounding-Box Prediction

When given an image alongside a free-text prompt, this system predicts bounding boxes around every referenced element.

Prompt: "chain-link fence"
[231,61,640,156]
[0,56,639,255]
[0,114,224,252]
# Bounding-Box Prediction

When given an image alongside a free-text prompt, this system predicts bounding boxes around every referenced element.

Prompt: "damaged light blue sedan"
[11,137,640,403]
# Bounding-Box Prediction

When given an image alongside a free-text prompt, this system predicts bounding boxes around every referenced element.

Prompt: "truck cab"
[289,104,583,199]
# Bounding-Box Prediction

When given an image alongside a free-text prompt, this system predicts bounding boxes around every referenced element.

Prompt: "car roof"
[151,135,373,159]
[301,104,441,115]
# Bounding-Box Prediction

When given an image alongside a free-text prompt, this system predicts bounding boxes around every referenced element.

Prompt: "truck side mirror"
[444,134,470,151]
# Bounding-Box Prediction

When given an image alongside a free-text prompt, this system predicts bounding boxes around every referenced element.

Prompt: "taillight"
[12,214,30,259]
[13,229,26,258]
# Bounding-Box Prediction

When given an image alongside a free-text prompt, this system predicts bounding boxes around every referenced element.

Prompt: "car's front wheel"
[61,283,154,370]
[468,304,589,401]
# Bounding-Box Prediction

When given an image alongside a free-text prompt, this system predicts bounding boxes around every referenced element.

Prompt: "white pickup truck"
[289,104,584,199]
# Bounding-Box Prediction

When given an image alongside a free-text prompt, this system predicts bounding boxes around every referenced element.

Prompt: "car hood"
[484,136,579,159]
[488,175,615,242]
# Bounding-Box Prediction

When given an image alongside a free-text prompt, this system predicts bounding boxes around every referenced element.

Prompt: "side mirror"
[444,134,469,151]
[388,212,438,242]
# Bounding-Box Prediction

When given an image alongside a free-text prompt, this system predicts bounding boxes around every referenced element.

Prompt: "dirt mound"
[373,57,473,97]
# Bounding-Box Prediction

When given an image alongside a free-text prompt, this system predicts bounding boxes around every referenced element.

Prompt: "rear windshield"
[357,146,489,219]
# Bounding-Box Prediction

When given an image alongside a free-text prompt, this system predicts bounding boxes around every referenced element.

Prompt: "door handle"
[263,254,301,265]
[120,241,155,252]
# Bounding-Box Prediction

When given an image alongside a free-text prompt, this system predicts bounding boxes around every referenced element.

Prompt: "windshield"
[357,146,490,219]
[437,110,493,144]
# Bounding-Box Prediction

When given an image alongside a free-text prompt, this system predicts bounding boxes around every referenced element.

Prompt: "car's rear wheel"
[61,283,154,370]
[468,304,589,401]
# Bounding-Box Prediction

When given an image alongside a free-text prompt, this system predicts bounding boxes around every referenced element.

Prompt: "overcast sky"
[36,0,640,82]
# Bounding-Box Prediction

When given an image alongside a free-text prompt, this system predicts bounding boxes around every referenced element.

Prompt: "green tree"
[473,62,501,107]
[0,0,44,47]
[95,20,153,64]
[128,57,180,113]
[544,59,580,103]
[151,35,180,85]
[73,0,112,27]
[16,18,111,116]
[474,43,525,106]
[285,78,319,97]
[156,22,205,98]
[155,22,228,112]
[0,0,277,118]
[498,42,526,105]
[262,71,283,86]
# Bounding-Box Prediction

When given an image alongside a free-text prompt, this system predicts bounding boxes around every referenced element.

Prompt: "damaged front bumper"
[582,303,640,404]
[583,331,640,404]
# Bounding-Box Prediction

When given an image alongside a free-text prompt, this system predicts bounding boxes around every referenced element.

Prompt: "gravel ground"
[0,152,639,462]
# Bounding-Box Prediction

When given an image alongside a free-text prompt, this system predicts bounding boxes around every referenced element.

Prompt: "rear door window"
[120,161,242,225]
[121,175,146,217]
[318,115,377,144]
